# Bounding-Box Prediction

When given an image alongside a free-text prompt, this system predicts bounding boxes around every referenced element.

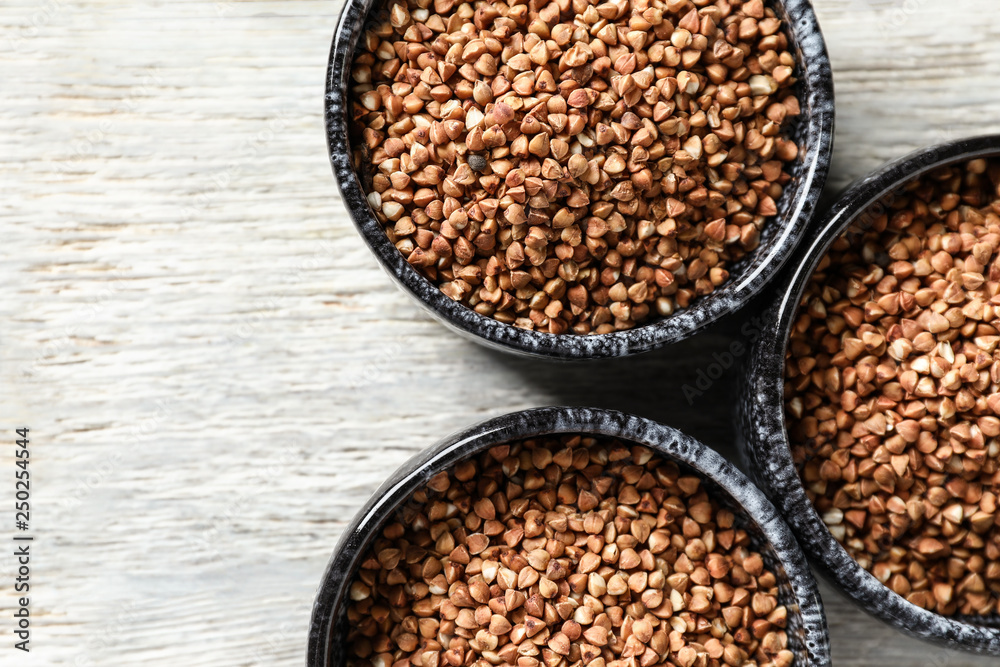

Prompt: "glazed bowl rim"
[325,0,835,359]
[307,406,831,666]
[754,133,1000,653]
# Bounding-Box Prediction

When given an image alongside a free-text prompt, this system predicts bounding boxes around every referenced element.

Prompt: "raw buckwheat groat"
[349,0,801,334]
[785,158,1000,618]
[345,436,794,667]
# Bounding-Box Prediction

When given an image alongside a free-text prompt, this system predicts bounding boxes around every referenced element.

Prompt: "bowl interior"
[310,408,830,666]
[326,0,834,358]
[751,136,1000,652]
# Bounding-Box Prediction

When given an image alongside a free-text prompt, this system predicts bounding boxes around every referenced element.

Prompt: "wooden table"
[3,0,999,664]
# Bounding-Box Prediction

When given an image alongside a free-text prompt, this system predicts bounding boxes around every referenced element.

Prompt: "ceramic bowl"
[307,406,831,666]
[737,135,1000,654]
[325,0,835,359]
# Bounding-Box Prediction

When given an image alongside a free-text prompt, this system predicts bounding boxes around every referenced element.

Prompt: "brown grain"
[349,0,801,334]
[785,158,1000,618]
[345,435,795,666]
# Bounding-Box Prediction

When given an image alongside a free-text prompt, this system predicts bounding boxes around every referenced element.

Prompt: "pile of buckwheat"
[345,436,795,667]
[349,0,801,334]
[785,158,1000,617]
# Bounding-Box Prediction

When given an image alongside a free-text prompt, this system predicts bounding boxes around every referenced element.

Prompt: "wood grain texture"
[2,0,1000,664]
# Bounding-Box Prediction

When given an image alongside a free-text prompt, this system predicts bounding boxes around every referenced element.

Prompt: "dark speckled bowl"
[325,0,835,359]
[738,135,1000,655]
[308,407,831,666]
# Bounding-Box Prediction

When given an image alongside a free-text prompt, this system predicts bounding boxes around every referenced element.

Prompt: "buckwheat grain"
[785,158,1000,617]
[349,0,802,334]
[345,435,795,666]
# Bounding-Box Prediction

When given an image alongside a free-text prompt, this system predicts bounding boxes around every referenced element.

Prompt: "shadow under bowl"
[738,134,1000,655]
[307,406,831,666]
[325,0,835,359]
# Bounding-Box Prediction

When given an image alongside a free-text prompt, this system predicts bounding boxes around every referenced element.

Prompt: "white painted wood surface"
[3,0,1000,664]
